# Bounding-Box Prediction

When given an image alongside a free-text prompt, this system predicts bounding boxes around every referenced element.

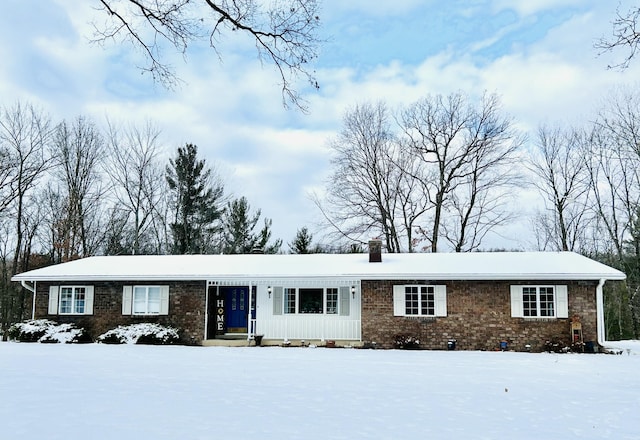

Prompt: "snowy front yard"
[1,342,639,440]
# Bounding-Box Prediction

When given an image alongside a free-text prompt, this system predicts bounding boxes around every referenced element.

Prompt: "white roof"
[11,252,626,282]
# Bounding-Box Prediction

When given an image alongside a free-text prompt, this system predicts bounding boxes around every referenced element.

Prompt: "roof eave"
[11,272,627,282]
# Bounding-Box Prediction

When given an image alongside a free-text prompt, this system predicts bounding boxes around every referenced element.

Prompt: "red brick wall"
[34,280,206,345]
[361,279,598,351]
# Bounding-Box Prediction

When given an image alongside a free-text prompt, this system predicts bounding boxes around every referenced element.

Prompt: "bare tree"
[528,125,591,252]
[596,5,640,69]
[399,92,522,252]
[0,103,52,275]
[316,102,426,252]
[50,116,107,261]
[584,89,640,337]
[93,0,321,109]
[105,120,165,254]
[0,145,17,215]
[586,91,640,257]
[0,218,18,339]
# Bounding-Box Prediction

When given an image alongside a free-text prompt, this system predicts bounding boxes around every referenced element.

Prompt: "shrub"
[394,334,420,349]
[97,323,179,345]
[544,339,571,353]
[98,333,123,345]
[8,320,89,343]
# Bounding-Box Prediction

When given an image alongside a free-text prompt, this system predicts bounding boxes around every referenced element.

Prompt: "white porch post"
[247,281,253,341]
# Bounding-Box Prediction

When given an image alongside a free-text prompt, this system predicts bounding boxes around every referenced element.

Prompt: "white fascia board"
[358,273,627,281]
[12,272,626,283]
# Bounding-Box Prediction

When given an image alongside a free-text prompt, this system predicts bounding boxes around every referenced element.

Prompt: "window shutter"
[555,285,568,318]
[159,286,170,315]
[85,286,94,315]
[393,285,405,316]
[273,286,283,315]
[339,286,350,316]
[510,285,523,318]
[435,285,447,317]
[122,286,132,315]
[48,286,59,315]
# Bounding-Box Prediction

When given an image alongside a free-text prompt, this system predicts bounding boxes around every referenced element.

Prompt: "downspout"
[596,278,606,347]
[20,280,36,320]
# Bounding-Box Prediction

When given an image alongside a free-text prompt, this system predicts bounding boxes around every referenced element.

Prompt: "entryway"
[206,285,255,339]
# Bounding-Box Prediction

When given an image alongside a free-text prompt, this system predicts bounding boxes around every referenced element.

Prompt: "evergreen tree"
[166,144,224,254]
[222,196,281,254]
[289,227,314,254]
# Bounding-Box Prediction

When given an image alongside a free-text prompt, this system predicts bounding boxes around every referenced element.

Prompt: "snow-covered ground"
[2,342,639,440]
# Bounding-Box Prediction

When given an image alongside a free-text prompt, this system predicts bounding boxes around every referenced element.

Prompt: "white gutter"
[20,280,36,320]
[596,278,606,347]
[20,280,35,293]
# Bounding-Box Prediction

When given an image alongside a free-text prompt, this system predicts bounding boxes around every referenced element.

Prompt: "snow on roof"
[11,252,626,282]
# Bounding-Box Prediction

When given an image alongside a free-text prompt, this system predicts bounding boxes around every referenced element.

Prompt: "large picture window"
[300,288,323,313]
[511,285,568,318]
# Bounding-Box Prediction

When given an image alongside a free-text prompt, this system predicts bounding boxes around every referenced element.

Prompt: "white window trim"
[48,285,94,315]
[122,285,169,316]
[510,285,568,319]
[277,286,350,316]
[393,284,447,317]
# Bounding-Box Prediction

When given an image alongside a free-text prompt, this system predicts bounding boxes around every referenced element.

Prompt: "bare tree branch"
[92,0,321,110]
[596,5,640,69]
[399,92,522,252]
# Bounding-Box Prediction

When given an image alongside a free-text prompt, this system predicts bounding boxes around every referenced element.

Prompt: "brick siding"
[34,280,206,345]
[361,279,598,351]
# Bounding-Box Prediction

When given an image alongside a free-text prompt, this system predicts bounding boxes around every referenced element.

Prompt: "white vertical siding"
[254,280,361,341]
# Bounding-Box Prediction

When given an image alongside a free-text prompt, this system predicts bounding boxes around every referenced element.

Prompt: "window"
[60,287,86,314]
[393,285,446,317]
[326,288,338,314]
[122,285,169,316]
[133,286,161,315]
[402,285,436,316]
[48,285,94,315]
[300,288,323,313]
[511,285,568,318]
[276,286,350,315]
[284,288,297,314]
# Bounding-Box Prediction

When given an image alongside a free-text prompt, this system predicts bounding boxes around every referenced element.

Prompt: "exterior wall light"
[267,286,272,298]
[351,286,356,299]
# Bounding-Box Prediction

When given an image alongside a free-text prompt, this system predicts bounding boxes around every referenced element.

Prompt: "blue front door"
[225,287,248,332]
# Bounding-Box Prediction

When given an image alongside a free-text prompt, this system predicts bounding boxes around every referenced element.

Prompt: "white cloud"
[492,0,584,16]
[3,0,640,250]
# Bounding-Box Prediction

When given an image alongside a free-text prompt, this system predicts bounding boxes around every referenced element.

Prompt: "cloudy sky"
[1,0,639,251]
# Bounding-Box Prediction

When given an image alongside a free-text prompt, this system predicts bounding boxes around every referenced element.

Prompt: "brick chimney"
[369,240,382,263]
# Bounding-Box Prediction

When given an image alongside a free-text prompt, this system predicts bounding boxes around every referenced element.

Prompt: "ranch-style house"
[12,243,626,350]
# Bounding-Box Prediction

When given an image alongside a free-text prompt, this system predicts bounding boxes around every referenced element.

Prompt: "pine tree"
[289,227,314,254]
[166,144,224,254]
[222,196,281,254]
